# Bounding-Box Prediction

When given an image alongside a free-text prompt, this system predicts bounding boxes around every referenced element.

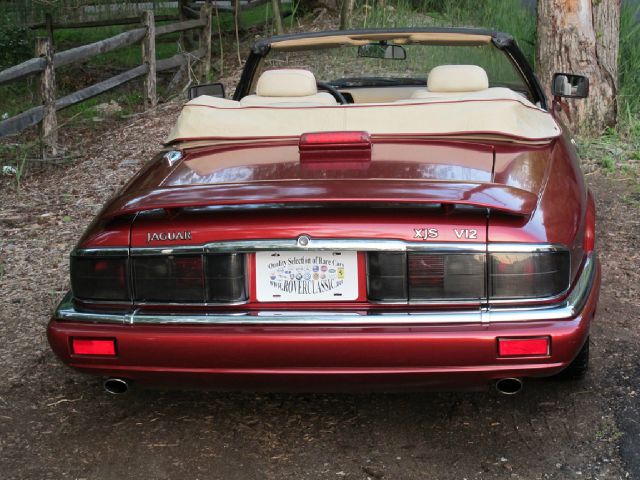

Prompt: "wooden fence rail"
[28,14,180,30]
[0,6,212,152]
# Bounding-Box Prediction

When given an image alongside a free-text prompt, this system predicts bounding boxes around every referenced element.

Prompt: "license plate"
[255,251,359,302]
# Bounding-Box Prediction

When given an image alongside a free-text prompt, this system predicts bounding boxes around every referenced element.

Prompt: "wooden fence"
[0,6,213,154]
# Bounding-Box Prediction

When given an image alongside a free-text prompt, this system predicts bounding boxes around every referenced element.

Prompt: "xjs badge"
[147,231,192,243]
[414,228,439,239]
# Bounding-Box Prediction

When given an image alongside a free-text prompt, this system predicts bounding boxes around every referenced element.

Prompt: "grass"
[617,1,640,138]
[0,141,35,188]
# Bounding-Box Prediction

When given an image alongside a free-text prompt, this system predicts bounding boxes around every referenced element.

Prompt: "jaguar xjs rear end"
[47,27,599,394]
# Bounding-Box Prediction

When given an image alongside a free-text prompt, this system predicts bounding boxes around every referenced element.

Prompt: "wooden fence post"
[36,37,58,157]
[200,2,212,80]
[179,0,195,52]
[141,10,157,108]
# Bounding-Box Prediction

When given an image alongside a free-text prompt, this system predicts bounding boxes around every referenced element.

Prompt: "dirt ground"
[0,102,639,480]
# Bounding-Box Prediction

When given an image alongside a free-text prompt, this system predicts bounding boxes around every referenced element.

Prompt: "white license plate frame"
[255,251,359,302]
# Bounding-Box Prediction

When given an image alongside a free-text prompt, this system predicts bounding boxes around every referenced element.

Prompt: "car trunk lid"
[103,139,544,219]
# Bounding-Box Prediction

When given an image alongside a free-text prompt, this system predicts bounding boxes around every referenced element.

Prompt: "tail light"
[133,255,205,302]
[70,256,129,301]
[367,249,568,303]
[299,131,372,164]
[367,252,484,302]
[132,253,247,303]
[367,252,407,301]
[489,251,570,300]
[206,253,247,303]
[409,253,484,300]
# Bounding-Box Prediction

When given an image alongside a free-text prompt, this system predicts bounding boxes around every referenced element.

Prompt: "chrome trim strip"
[54,254,596,326]
[129,239,487,256]
[487,243,568,253]
[75,240,568,257]
[133,300,250,307]
[72,248,129,257]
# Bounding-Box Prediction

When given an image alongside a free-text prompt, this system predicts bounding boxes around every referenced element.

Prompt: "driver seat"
[240,69,338,107]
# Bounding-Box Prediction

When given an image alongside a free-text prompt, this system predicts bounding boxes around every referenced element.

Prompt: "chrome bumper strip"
[54,255,596,326]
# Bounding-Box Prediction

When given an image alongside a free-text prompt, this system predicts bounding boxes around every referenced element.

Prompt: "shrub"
[0,18,33,70]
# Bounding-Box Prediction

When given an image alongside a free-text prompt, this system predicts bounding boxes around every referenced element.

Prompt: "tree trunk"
[141,10,157,109]
[179,0,195,52]
[271,0,284,35]
[536,0,620,134]
[234,0,242,66]
[200,2,212,80]
[340,0,355,30]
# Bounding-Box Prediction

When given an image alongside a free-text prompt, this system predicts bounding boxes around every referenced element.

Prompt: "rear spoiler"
[100,180,538,219]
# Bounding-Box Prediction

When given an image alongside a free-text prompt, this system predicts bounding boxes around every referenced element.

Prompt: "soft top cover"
[166,88,561,144]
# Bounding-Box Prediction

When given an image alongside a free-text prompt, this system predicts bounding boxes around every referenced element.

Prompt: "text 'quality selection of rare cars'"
[47,28,600,395]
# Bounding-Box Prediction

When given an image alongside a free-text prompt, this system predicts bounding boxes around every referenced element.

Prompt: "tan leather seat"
[410,65,490,100]
[240,69,338,107]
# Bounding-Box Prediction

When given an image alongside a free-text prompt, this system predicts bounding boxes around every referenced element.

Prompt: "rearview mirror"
[357,43,406,60]
[187,82,225,100]
[552,73,588,98]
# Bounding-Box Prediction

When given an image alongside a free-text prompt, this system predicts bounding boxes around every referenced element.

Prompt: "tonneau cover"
[166,89,561,144]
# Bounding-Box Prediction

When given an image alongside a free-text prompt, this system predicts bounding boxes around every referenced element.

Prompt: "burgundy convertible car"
[48,28,600,395]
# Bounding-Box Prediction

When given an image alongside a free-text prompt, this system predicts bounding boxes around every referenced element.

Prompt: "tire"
[556,338,590,380]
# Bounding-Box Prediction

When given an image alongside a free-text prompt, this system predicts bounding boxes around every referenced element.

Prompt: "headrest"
[427,65,489,92]
[256,69,318,97]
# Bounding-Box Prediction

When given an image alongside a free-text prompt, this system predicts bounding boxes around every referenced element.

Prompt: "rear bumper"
[47,256,600,391]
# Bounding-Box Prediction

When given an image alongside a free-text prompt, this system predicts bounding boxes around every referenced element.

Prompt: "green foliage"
[0,16,34,70]
[0,141,35,189]
[618,1,640,130]
[600,154,615,172]
[578,119,640,177]
[359,0,536,63]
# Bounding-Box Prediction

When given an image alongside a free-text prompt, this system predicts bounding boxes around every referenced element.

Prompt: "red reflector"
[584,194,596,252]
[498,337,549,357]
[72,338,116,356]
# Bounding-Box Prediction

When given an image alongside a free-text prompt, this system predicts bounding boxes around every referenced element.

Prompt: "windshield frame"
[233,28,547,109]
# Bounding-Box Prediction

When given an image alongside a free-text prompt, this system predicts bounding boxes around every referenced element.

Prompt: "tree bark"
[141,10,157,109]
[234,0,242,65]
[271,0,284,35]
[36,37,58,157]
[340,0,355,30]
[200,2,213,80]
[214,0,224,75]
[536,0,620,134]
[179,0,196,52]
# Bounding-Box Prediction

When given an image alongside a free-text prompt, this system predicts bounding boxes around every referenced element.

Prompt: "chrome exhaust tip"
[103,378,130,395]
[495,377,524,395]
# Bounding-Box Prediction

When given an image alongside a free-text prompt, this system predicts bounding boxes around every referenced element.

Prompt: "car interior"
[238,64,525,107]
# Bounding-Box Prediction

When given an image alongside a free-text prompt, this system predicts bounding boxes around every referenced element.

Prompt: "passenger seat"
[240,69,338,107]
[410,65,489,99]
